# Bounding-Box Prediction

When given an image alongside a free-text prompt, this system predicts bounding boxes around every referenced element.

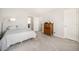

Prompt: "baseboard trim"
[54,35,79,43]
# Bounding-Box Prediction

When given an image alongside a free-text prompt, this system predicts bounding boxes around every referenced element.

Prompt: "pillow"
[7,25,27,31]
[7,25,17,30]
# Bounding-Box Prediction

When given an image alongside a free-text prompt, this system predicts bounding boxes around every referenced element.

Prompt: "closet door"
[33,17,39,32]
[64,9,78,41]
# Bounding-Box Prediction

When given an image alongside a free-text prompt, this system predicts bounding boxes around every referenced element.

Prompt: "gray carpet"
[5,32,79,51]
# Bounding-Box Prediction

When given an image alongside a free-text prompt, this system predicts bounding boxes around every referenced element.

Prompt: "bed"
[0,28,36,51]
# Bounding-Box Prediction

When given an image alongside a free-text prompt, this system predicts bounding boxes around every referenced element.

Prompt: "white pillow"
[7,26,17,30]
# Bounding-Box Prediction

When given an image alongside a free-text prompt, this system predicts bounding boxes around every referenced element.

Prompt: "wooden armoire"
[44,22,53,36]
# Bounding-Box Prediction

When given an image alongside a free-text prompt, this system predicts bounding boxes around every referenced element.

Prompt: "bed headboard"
[6,25,19,30]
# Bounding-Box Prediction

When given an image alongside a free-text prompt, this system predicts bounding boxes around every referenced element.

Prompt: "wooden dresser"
[44,22,53,36]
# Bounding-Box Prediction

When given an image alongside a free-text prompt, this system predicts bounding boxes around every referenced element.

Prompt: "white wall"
[0,8,55,32]
[64,8,79,42]
[0,8,56,17]
[0,8,78,42]
[0,8,34,32]
[0,9,2,34]
[40,9,64,38]
[52,9,64,38]
[0,18,1,34]
[0,19,1,34]
[76,9,79,41]
[0,8,64,38]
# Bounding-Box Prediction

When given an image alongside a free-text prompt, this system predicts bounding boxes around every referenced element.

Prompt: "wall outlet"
[54,32,55,33]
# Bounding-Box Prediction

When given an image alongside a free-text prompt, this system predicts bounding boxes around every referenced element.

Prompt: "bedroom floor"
[6,32,79,51]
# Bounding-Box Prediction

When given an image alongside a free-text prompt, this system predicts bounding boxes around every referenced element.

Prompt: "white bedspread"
[1,29,36,51]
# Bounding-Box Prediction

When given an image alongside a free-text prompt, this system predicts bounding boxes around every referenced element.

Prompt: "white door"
[33,17,39,31]
[64,9,78,41]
